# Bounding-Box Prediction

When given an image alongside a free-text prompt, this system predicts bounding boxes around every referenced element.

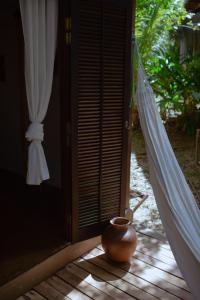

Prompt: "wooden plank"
[134,251,182,278]
[34,282,70,300]
[16,233,192,300]
[0,236,100,300]
[74,257,177,300]
[96,246,185,289]
[97,245,178,278]
[136,234,176,260]
[65,263,157,300]
[83,249,192,300]
[137,231,172,251]
[46,276,90,300]
[97,245,181,278]
[66,263,132,300]
[57,266,115,300]
[96,246,190,294]
[17,290,47,300]
[136,248,177,268]
[116,254,188,292]
[72,260,137,300]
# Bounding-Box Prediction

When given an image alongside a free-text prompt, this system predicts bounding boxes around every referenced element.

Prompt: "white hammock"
[136,47,200,300]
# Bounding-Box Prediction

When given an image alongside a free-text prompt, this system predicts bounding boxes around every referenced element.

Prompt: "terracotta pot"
[101,217,137,263]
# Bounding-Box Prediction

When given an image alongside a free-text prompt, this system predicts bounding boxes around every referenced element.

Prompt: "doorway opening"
[0,1,66,286]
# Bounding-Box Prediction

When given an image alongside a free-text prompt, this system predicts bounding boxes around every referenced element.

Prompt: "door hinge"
[65,17,71,45]
[66,122,71,147]
[125,120,130,130]
[66,32,71,45]
[66,135,70,147]
[65,17,72,31]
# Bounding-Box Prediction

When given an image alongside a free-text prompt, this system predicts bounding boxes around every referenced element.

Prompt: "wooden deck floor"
[17,232,192,300]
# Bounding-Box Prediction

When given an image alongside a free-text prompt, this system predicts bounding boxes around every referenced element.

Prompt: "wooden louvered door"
[71,0,133,242]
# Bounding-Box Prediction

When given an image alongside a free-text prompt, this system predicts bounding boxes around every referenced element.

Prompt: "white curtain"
[136,49,200,300]
[19,0,58,185]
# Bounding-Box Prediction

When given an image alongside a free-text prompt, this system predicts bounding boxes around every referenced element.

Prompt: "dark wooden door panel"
[71,0,133,242]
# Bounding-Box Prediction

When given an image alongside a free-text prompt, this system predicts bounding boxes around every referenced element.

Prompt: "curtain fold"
[136,48,200,300]
[19,0,58,185]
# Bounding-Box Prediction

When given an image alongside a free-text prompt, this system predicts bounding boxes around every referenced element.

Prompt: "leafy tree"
[136,0,186,66]
[149,48,200,115]
[135,0,200,134]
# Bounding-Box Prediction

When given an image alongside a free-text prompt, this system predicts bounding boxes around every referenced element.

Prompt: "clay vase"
[101,217,137,263]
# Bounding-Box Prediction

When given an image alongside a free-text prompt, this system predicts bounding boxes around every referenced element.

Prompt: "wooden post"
[125,0,136,211]
[195,129,200,165]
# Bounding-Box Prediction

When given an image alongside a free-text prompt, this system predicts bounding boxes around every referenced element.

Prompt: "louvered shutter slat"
[71,0,132,241]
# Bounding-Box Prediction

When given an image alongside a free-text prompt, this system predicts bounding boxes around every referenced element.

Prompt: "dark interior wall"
[0,7,24,175]
[45,70,61,188]
[0,3,61,187]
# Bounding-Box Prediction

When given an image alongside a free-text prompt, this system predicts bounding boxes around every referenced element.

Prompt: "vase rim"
[110,216,131,226]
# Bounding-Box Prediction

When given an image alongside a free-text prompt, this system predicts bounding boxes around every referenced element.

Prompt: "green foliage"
[135,0,200,134]
[149,49,200,134]
[136,0,186,65]
[149,48,200,110]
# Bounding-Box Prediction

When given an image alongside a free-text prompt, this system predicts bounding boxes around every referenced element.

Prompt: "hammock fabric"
[136,47,200,300]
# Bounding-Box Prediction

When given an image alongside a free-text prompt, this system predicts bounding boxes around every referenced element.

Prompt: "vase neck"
[110,217,131,231]
[112,223,129,231]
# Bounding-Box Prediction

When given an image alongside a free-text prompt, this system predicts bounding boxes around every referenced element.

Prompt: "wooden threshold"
[0,236,101,300]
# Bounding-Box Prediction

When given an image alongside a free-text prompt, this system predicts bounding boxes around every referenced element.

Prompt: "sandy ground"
[130,129,200,238]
